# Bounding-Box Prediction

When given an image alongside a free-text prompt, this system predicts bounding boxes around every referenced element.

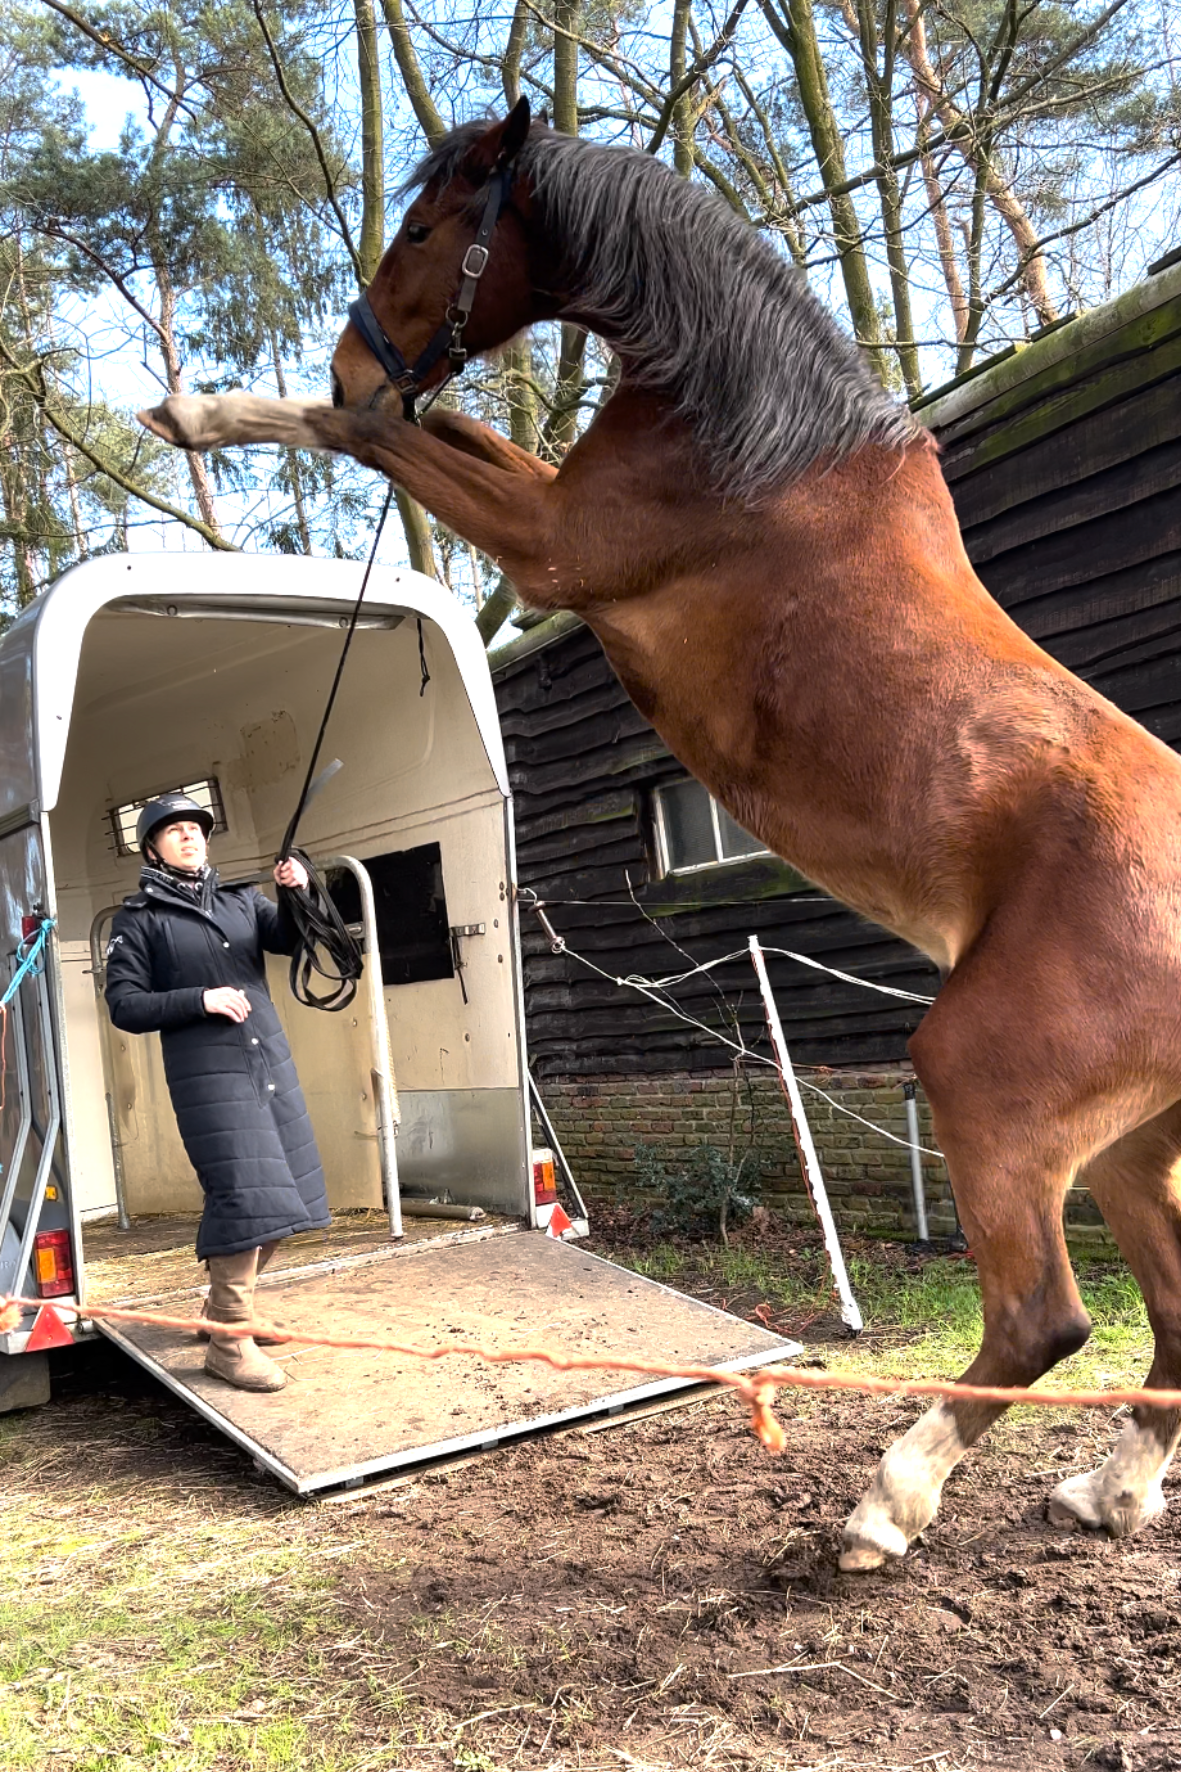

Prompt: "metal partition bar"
[89,907,131,1231]
[903,1080,930,1242]
[528,1071,588,1223]
[10,963,63,1301]
[319,854,401,1239]
[0,981,34,1252]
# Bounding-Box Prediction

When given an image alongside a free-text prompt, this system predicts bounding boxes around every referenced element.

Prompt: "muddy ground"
[8,1230,1181,1771]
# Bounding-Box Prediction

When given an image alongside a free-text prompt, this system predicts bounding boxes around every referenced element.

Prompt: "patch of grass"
[0,1594,356,1770]
[0,1479,410,1771]
[605,1233,1153,1404]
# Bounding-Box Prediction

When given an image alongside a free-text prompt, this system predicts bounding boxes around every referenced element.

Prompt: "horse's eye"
[331,371,344,409]
[406,222,431,244]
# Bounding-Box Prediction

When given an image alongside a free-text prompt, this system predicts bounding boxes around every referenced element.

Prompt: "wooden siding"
[494,262,1181,1082]
[924,266,1181,745]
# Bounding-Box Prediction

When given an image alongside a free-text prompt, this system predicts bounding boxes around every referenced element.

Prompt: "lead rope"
[276,485,397,1012]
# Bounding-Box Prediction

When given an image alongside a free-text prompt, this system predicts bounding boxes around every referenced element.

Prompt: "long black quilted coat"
[104,873,330,1259]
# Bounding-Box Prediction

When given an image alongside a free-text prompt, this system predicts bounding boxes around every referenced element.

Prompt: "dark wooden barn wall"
[495,272,1181,1083]
[936,283,1181,743]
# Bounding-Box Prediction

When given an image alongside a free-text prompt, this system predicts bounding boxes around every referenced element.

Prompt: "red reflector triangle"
[546,1203,574,1239]
[27,1305,73,1351]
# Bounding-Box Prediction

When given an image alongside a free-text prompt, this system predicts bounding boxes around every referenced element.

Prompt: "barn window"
[109,778,227,858]
[654,779,770,875]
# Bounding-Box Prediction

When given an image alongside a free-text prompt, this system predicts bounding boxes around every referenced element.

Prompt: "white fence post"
[748,936,863,1334]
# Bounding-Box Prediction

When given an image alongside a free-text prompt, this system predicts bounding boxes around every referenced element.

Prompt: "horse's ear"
[461,96,532,180]
[502,95,531,157]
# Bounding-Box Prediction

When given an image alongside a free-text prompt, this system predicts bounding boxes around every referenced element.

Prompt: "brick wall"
[536,1066,1113,1250]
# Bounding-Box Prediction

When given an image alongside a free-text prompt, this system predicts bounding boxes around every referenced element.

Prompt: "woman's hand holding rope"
[274,857,309,891]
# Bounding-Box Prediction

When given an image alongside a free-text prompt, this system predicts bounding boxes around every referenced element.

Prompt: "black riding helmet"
[136,793,215,855]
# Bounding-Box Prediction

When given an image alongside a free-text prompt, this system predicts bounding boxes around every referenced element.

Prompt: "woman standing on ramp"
[104,792,331,1394]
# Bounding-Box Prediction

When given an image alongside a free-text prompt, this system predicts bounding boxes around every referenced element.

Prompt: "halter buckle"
[461,243,490,279]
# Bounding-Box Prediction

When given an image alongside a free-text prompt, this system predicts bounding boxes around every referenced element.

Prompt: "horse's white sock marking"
[1049,1416,1180,1538]
[840,1401,967,1571]
[139,392,331,452]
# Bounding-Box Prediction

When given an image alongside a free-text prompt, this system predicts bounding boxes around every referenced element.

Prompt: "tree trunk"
[853,0,921,396]
[760,0,883,363]
[355,0,385,286]
[270,338,313,554]
[503,0,528,106]
[156,263,223,536]
[669,0,695,178]
[959,158,990,372]
[545,0,588,456]
[380,0,445,146]
[901,0,1057,327]
[395,487,439,576]
[919,125,969,345]
[367,0,438,573]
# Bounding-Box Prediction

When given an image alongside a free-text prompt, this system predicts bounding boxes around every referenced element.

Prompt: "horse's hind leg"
[1049,1106,1181,1538]
[841,978,1096,1570]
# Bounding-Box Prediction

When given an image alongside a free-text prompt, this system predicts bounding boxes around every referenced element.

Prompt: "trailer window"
[328,843,455,986]
[108,778,228,857]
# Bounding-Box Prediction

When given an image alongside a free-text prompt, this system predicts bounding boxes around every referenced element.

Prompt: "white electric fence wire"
[759,947,936,1005]
[551,935,944,1158]
[602,946,934,1006]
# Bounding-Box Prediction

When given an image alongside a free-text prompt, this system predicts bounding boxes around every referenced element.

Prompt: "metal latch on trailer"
[449,922,485,1003]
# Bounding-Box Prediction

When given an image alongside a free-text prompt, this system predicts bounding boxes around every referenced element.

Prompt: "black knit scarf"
[140,858,217,911]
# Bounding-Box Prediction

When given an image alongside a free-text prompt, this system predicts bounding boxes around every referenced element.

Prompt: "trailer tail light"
[34,1230,74,1299]
[20,914,40,941]
[532,1148,557,1206]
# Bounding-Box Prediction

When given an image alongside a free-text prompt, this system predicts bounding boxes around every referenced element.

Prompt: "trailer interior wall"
[46,597,527,1228]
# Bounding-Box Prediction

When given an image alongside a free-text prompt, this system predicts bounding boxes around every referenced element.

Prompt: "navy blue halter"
[347,158,516,419]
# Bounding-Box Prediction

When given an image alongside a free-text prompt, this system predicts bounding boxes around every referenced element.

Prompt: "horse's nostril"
[331,372,344,409]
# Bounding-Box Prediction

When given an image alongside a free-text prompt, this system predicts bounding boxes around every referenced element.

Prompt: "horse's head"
[331,98,544,412]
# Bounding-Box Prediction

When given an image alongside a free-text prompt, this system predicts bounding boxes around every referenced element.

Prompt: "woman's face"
[151,820,208,871]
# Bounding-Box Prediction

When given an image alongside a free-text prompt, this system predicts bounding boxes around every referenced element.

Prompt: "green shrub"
[633,1141,763,1240]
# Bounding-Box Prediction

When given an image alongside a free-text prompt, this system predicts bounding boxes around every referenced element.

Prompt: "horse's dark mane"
[403,123,918,500]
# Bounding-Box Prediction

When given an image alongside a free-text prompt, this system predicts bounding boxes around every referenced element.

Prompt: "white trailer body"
[0,554,797,1489]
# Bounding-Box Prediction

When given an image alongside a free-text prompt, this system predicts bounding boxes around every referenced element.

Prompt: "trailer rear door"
[95,1230,800,1494]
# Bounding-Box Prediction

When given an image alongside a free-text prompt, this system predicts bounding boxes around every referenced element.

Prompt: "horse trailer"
[0,553,796,1491]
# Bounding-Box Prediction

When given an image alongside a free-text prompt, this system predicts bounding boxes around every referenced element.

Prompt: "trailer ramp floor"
[95,1231,802,1494]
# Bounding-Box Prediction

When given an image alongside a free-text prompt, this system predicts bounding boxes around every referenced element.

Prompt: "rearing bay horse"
[140,97,1181,1572]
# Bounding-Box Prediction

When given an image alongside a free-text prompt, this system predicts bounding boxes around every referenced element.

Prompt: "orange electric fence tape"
[3,1291,1178,1454]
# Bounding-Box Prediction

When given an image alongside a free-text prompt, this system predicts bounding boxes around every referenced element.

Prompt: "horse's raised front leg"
[139,391,335,451]
[840,955,1097,1571]
[139,392,560,592]
[1048,1107,1181,1538]
[420,408,557,482]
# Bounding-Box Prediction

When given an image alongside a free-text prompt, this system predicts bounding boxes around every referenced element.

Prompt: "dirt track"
[329,1391,1180,1771]
[7,1323,1178,1771]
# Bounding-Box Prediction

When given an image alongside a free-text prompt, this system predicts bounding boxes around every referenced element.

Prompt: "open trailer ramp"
[95,1231,801,1494]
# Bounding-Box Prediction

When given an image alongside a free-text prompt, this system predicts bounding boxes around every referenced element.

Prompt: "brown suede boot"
[196,1239,291,1346]
[203,1249,287,1392]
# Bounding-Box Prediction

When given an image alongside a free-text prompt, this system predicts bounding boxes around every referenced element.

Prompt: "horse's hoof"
[1049,1470,1166,1538]
[1048,1472,1104,1530]
[839,1513,909,1572]
[138,395,211,448]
